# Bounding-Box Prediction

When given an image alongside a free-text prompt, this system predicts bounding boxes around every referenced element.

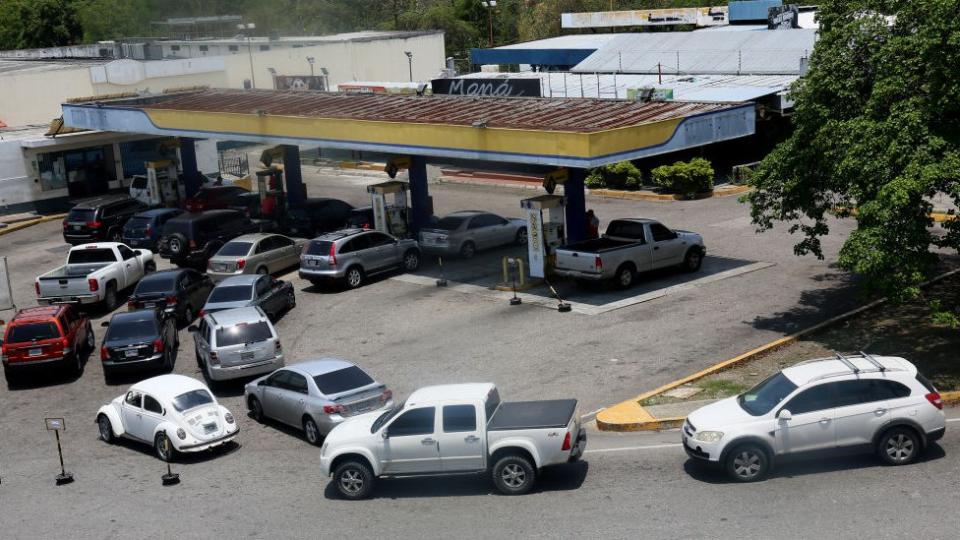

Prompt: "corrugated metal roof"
[495,34,620,50]
[572,29,816,75]
[106,88,734,132]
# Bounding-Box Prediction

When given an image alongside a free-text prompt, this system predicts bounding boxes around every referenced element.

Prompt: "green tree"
[76,0,150,42]
[397,3,480,59]
[746,0,960,301]
[0,0,83,50]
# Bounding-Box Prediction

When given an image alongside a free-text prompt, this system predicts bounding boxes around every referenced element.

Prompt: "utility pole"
[482,1,497,48]
[237,22,257,89]
[404,51,413,82]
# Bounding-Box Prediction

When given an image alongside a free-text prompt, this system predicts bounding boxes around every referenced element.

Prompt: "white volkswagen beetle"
[96,374,239,461]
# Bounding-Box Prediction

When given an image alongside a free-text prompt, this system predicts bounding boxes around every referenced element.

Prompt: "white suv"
[683,353,946,482]
[189,306,285,382]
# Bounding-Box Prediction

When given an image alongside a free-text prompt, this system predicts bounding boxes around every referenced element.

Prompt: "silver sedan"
[243,358,394,445]
[207,233,308,282]
[419,210,527,258]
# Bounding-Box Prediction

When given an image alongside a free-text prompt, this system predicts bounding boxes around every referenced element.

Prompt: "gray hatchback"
[298,229,421,289]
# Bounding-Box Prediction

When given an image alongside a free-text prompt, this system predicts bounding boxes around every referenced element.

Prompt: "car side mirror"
[777,409,792,421]
[135,249,145,256]
[187,325,199,333]
[258,380,266,387]
[381,430,389,439]
[100,321,111,328]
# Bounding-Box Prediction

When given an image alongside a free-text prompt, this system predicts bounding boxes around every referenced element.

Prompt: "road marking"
[584,443,681,454]
[581,408,606,421]
[946,418,960,423]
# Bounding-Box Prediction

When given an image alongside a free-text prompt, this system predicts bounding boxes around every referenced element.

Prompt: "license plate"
[240,351,255,361]
[72,225,81,231]
[145,302,156,309]
[214,264,226,272]
[29,348,42,356]
[124,349,138,358]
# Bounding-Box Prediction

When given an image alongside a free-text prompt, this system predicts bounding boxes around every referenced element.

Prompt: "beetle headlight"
[176,428,187,440]
[225,412,235,424]
[693,431,724,443]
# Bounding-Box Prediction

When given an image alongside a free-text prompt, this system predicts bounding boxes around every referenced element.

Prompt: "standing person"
[586,209,600,239]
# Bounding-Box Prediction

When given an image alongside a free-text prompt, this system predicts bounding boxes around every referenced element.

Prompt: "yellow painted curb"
[0,214,66,238]
[590,185,750,202]
[596,267,960,431]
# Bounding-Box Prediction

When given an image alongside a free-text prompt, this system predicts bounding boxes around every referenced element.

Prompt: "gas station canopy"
[61,88,755,168]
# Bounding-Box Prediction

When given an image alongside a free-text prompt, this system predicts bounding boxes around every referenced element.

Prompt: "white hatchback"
[683,353,946,482]
[96,374,239,461]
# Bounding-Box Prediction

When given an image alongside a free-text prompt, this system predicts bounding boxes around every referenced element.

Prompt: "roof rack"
[835,352,860,374]
[859,351,886,372]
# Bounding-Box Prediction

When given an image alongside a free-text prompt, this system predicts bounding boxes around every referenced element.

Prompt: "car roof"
[170,209,242,222]
[207,306,267,327]
[216,274,261,287]
[139,268,188,285]
[783,355,916,386]
[136,208,181,218]
[131,374,209,401]
[287,357,359,377]
[110,309,157,325]
[445,210,486,217]
[614,218,657,224]
[13,305,65,322]
[228,233,278,243]
[407,383,495,406]
[315,228,366,241]
[71,195,134,209]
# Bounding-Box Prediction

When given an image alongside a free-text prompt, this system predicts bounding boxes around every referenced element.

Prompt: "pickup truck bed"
[488,399,578,431]
[560,238,635,254]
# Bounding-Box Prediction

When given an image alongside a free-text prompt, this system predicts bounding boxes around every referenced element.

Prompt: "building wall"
[0,68,95,127]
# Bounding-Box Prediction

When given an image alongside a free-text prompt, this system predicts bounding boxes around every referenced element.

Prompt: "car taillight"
[380,389,393,403]
[35,282,40,296]
[926,392,943,410]
[198,309,205,317]
[561,431,572,451]
[153,338,164,353]
[88,279,99,292]
[237,258,246,270]
[323,404,346,415]
[275,340,282,352]
[127,300,136,311]
[594,255,603,271]
[100,346,109,361]
[166,295,178,305]
[209,351,219,366]
[189,240,197,249]
[329,242,337,267]
[62,221,68,230]
[87,221,102,228]
[145,224,152,236]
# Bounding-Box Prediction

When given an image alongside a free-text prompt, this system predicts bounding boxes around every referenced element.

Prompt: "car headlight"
[693,431,724,443]
[225,412,235,424]
[176,428,187,440]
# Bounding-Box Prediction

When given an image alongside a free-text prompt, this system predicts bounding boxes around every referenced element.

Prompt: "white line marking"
[584,443,681,454]
[946,418,960,423]
[581,408,606,420]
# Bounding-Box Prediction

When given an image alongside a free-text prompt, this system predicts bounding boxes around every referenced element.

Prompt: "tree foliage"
[0,0,82,50]
[652,157,714,199]
[586,161,643,191]
[746,0,960,301]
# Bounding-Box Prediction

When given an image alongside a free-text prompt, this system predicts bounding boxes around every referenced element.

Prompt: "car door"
[116,244,141,287]
[194,318,211,364]
[254,275,278,314]
[347,234,377,271]
[366,232,399,269]
[774,383,837,455]
[833,379,909,448]
[382,407,441,474]
[140,394,166,440]
[187,271,213,309]
[438,404,485,471]
[259,370,289,422]
[281,371,310,426]
[649,223,685,269]
[466,215,492,249]
[120,391,148,441]
[273,235,299,269]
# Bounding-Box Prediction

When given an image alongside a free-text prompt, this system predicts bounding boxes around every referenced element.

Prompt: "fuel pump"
[520,195,566,278]
[367,180,411,237]
[139,159,181,207]
[255,168,285,221]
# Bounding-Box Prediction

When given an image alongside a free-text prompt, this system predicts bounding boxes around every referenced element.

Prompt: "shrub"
[651,158,714,199]
[584,161,642,190]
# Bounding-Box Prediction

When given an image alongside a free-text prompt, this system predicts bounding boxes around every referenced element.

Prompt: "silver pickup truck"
[320,383,586,499]
[554,218,705,288]
[36,243,155,309]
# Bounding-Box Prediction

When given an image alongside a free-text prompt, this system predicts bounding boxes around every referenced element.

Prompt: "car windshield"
[305,240,333,256]
[215,321,272,347]
[314,366,375,395]
[435,216,466,230]
[217,242,253,257]
[126,216,152,229]
[67,248,117,264]
[208,285,253,303]
[66,208,95,222]
[7,322,60,343]
[106,318,157,341]
[171,389,214,413]
[135,273,177,295]
[738,372,799,416]
[371,399,406,433]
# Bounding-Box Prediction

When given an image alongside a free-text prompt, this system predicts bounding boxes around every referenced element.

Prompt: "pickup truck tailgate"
[488,399,578,431]
[555,249,600,273]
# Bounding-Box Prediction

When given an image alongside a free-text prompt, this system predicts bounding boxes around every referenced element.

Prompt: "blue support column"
[564,168,587,243]
[282,145,306,208]
[179,138,203,198]
[408,156,431,235]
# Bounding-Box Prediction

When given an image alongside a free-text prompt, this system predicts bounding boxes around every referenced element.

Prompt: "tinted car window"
[650,223,676,242]
[125,391,141,407]
[67,248,118,264]
[161,218,196,238]
[782,384,835,415]
[605,220,646,241]
[7,322,60,343]
[67,208,96,222]
[467,216,488,229]
[117,245,137,260]
[388,407,435,437]
[215,321,272,347]
[171,389,214,412]
[340,236,370,254]
[106,318,157,341]
[485,387,501,422]
[126,216,151,229]
[738,372,799,416]
[366,232,394,247]
[436,216,466,230]
[254,277,271,297]
[305,240,333,256]
[135,273,178,295]
[286,372,309,394]
[870,379,912,399]
[915,373,938,393]
[208,285,253,303]
[443,405,477,433]
[313,366,375,395]
[143,395,163,414]
[273,236,294,248]
[218,241,253,257]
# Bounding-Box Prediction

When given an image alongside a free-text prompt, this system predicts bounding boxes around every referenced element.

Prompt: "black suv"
[157,209,264,268]
[284,198,354,237]
[62,196,144,245]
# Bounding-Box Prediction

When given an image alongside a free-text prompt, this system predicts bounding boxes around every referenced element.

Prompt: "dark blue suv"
[122,208,184,252]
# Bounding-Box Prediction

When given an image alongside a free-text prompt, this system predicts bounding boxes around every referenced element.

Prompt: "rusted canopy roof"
[122,88,731,133]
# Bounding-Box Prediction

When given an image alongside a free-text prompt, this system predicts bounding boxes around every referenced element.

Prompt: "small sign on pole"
[45,418,74,485]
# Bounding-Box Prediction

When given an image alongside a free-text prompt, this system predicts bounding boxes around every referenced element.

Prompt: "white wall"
[0,139,34,209]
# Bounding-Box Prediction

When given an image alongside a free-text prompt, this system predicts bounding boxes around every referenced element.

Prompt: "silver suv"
[298,229,420,289]
[683,353,946,482]
[188,306,284,382]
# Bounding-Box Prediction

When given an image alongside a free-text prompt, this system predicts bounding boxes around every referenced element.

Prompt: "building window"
[98,48,109,57]
[228,45,239,52]
[199,45,209,52]
[170,45,180,51]
[292,44,303,48]
[259,45,270,51]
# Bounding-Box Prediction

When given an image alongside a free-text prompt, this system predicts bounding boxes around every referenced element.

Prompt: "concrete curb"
[596,267,960,431]
[0,214,66,238]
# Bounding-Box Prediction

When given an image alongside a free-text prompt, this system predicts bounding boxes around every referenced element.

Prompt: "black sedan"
[100,309,178,382]
[127,268,214,325]
[200,274,296,320]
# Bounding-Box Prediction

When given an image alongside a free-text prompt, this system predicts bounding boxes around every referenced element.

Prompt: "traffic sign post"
[45,418,74,485]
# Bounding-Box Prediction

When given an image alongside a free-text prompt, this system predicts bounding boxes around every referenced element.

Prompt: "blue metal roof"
[470,47,596,67]
[729,0,782,22]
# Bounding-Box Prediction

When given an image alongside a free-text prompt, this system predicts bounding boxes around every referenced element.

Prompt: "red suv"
[1,305,94,384]
[183,186,248,213]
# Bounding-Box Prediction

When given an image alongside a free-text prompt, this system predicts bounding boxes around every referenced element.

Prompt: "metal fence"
[219,154,249,177]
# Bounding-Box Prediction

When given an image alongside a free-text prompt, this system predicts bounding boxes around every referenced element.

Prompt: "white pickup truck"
[36,243,155,309]
[320,383,586,499]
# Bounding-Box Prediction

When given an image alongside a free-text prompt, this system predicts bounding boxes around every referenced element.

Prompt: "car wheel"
[145,261,156,274]
[334,460,375,500]
[154,431,175,462]
[515,227,528,245]
[256,266,269,275]
[344,266,364,289]
[492,454,536,495]
[286,290,296,310]
[878,427,921,466]
[402,249,421,272]
[70,348,83,376]
[248,396,264,422]
[85,324,95,353]
[167,233,187,256]
[683,248,704,272]
[614,264,635,289]
[3,366,18,388]
[303,416,322,446]
[97,414,114,444]
[725,444,770,482]
[103,283,118,310]
[459,241,476,259]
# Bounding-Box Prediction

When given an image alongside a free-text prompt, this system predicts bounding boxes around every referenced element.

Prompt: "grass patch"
[696,379,747,399]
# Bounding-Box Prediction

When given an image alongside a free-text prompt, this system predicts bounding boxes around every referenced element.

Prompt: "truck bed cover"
[488,399,577,431]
